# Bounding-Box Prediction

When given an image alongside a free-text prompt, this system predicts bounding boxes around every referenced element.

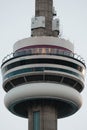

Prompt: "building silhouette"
[1,0,86,130]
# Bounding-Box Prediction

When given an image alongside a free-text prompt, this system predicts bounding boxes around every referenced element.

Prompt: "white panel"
[53,7,57,16]
[52,19,59,31]
[31,16,45,29]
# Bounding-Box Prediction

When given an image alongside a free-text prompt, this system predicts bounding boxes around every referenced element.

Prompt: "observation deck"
[1,37,86,93]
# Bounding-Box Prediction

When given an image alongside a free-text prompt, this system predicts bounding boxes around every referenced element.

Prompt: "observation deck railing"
[2,49,85,65]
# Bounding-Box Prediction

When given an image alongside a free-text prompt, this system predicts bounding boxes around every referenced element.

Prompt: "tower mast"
[31,0,59,37]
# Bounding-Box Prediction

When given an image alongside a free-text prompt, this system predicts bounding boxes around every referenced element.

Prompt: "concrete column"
[28,103,57,130]
[32,0,53,36]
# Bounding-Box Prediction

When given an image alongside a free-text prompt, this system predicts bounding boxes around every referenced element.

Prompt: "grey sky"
[0,0,87,130]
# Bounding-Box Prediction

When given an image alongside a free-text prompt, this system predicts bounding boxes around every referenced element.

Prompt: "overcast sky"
[0,0,87,130]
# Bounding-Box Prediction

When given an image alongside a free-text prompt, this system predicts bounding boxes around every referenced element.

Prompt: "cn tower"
[1,0,86,130]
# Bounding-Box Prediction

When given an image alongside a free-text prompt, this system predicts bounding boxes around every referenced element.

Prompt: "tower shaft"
[28,103,57,130]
